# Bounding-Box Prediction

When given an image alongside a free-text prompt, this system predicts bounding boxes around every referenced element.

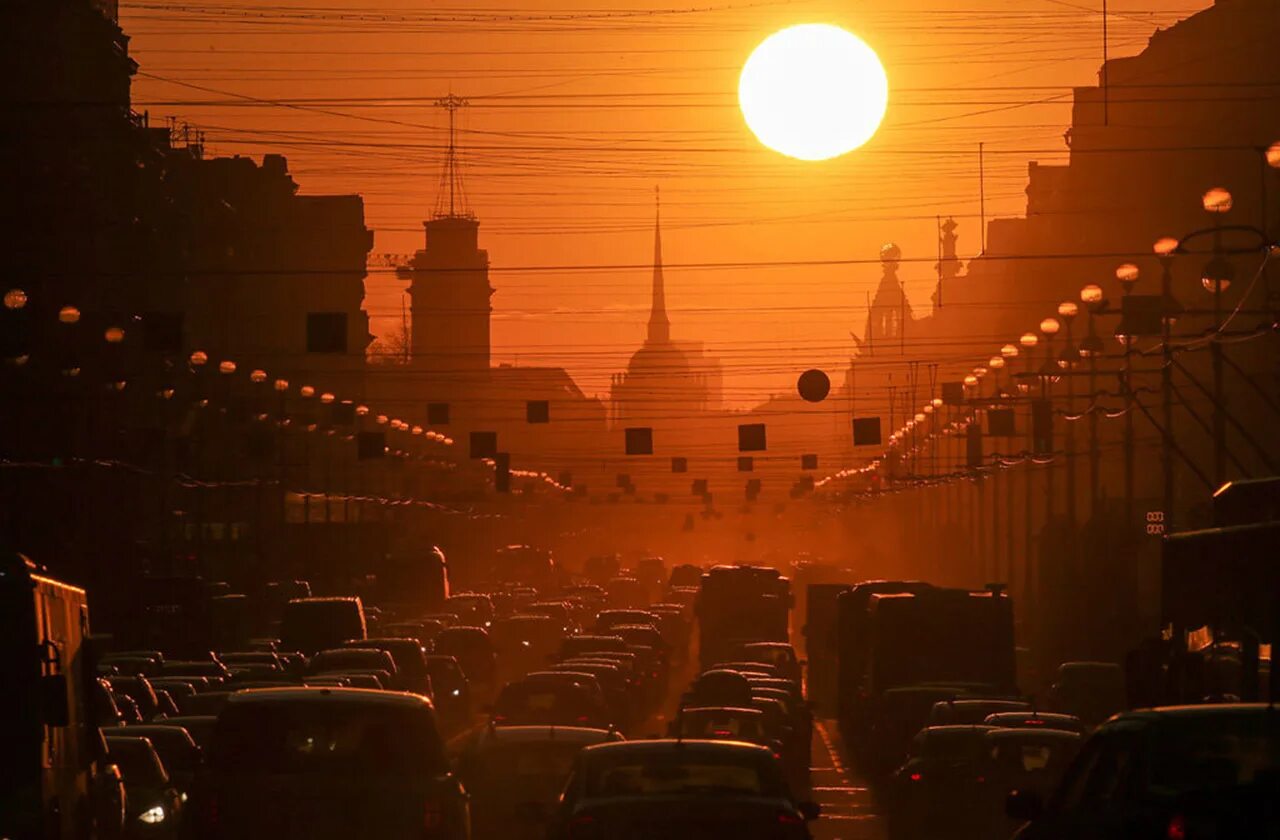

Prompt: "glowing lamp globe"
[1020,332,1039,348]
[739,24,888,161]
[1202,187,1233,214]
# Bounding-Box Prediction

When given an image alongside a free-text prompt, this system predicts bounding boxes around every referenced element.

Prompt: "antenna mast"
[435,93,470,218]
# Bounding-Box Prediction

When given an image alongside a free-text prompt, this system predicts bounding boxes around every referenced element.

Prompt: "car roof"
[921,725,997,737]
[287,596,359,605]
[683,706,763,716]
[985,727,1081,742]
[580,739,771,757]
[1109,703,1278,723]
[224,687,431,708]
[478,725,617,745]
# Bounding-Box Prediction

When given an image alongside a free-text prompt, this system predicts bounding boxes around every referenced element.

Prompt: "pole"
[979,143,986,253]
[1102,0,1110,126]
[1161,255,1176,532]
[1065,319,1077,531]
[1123,295,1135,541]
[1088,315,1100,519]
[1211,225,1226,488]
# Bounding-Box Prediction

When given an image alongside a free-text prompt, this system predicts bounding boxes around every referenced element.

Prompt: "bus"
[1,552,117,839]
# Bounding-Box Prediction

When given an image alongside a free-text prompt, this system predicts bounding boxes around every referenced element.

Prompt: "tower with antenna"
[407,93,493,373]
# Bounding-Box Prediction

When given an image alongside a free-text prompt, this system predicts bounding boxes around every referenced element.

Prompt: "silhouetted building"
[610,201,720,425]
[406,215,493,375]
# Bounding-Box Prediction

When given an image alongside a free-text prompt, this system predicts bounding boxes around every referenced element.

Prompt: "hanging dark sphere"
[797,368,831,402]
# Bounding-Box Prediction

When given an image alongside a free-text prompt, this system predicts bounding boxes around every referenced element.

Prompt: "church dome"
[626,340,690,377]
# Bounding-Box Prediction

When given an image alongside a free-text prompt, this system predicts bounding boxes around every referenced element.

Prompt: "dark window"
[307,313,348,354]
[427,403,450,425]
[526,401,550,424]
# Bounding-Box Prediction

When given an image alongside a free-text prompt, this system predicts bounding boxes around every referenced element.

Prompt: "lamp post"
[1154,236,1180,533]
[1019,331,1039,606]
[1115,263,1140,537]
[1001,343,1019,589]
[1039,317,1061,528]
[1057,302,1079,531]
[1079,285,1104,519]
[1202,187,1234,488]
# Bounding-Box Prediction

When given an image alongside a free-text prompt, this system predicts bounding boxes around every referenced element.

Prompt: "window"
[307,313,348,354]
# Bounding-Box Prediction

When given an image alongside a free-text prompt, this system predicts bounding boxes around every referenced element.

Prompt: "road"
[809,719,885,840]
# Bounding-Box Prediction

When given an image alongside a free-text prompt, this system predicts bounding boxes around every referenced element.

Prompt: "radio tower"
[434,93,472,219]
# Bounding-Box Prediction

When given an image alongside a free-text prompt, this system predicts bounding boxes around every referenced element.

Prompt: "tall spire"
[647,186,671,344]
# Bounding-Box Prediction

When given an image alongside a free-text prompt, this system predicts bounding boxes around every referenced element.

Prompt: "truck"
[694,565,792,671]
[1,552,120,840]
[836,582,1015,766]
[801,582,850,714]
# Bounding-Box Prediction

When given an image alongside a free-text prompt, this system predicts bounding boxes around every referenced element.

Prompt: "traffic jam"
[6,545,1277,840]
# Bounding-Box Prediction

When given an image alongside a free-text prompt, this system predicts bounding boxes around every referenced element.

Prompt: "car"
[426,654,472,732]
[458,725,623,840]
[887,725,996,840]
[543,740,819,838]
[206,687,468,839]
[490,615,567,683]
[278,597,366,655]
[738,642,803,683]
[434,626,497,691]
[177,691,231,717]
[671,706,772,749]
[381,619,447,646]
[1047,662,1127,728]
[558,635,627,661]
[491,678,612,728]
[159,660,230,683]
[103,735,183,839]
[929,698,1031,726]
[984,728,1082,838]
[1008,704,1280,839]
[149,715,218,751]
[307,647,397,686]
[984,711,1087,735]
[594,610,660,636]
[106,676,165,721]
[443,594,495,628]
[112,725,204,803]
[339,638,432,695]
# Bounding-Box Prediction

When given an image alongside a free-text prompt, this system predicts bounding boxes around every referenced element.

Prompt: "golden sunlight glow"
[738,24,888,161]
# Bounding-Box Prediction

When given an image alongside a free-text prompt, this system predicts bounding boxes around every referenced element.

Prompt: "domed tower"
[609,192,711,425]
[862,242,911,356]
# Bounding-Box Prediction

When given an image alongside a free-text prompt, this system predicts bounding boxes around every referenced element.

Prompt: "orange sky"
[121,0,1201,406]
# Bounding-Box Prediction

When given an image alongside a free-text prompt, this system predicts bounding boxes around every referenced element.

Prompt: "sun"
[739,23,889,161]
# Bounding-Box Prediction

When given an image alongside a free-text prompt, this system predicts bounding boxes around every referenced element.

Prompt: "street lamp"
[300,385,316,398]
[4,289,27,310]
[250,369,267,384]
[218,360,236,375]
[58,305,81,324]
[104,326,125,344]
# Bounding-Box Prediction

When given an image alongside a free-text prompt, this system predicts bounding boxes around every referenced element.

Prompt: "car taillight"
[1167,814,1186,840]
[909,772,923,782]
[776,811,802,825]
[577,715,590,723]
[492,714,506,724]
[423,801,444,832]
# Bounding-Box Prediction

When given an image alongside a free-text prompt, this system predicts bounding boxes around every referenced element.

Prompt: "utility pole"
[1102,0,1110,126]
[1160,252,1176,532]
[979,143,986,253]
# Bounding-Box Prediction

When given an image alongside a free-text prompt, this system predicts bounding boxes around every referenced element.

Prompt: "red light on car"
[713,729,733,736]
[1167,814,1187,840]
[909,772,922,782]
[1026,718,1045,725]
[492,714,506,723]
[776,812,802,825]
[577,716,591,723]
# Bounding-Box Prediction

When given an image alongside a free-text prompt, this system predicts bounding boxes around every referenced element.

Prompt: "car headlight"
[138,805,166,824]
[451,689,461,697]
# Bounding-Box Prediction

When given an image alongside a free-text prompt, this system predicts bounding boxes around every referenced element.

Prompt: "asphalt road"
[809,719,885,840]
